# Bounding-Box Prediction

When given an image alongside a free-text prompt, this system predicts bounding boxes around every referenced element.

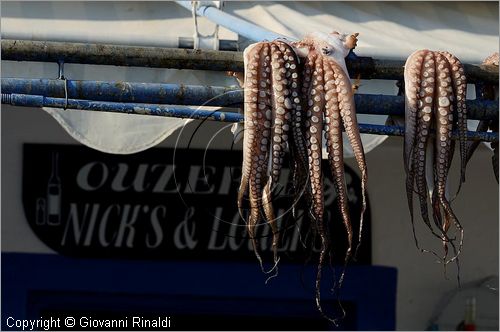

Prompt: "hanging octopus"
[237,31,367,322]
[403,50,468,266]
[466,52,499,183]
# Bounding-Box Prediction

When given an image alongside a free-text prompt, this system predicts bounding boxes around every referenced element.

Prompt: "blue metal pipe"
[1,93,243,123]
[2,93,497,143]
[2,78,498,120]
[1,78,243,107]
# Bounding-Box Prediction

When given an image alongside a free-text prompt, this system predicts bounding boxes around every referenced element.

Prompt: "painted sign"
[23,144,371,264]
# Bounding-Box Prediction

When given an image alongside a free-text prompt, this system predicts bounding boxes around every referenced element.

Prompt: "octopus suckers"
[438,97,451,107]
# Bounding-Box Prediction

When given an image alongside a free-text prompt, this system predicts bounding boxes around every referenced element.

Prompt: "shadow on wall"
[0,2,190,21]
[226,1,499,36]
[2,1,498,36]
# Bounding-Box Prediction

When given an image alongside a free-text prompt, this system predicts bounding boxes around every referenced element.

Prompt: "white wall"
[357,138,498,330]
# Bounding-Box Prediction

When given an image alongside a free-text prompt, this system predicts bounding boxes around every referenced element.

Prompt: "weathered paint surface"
[1,79,497,121]
[2,93,497,142]
[2,39,498,84]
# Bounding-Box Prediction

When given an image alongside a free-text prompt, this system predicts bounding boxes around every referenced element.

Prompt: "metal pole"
[2,93,497,143]
[1,78,243,107]
[1,39,243,72]
[2,40,498,84]
[175,1,293,42]
[2,78,498,120]
[0,93,242,122]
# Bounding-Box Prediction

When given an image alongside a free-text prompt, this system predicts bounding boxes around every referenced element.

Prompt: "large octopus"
[403,50,469,267]
[237,31,367,322]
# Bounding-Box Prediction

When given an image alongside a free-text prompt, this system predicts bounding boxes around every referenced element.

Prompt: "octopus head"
[302,31,359,59]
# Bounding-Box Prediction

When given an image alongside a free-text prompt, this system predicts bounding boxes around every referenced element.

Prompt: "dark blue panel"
[2,253,397,330]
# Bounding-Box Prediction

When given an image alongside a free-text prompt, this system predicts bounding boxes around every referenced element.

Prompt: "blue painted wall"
[2,253,396,330]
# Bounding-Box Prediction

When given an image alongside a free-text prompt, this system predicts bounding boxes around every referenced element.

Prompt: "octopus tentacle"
[328,59,368,256]
[262,41,292,270]
[323,60,353,265]
[283,43,310,219]
[433,53,463,263]
[434,53,463,264]
[403,50,428,247]
[404,50,427,174]
[414,51,444,239]
[305,55,326,229]
[247,43,272,271]
[439,51,468,190]
[298,50,318,209]
[239,43,264,221]
[294,50,317,205]
[304,55,330,319]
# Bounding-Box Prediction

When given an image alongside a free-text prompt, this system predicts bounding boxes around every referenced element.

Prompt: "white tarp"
[227,1,499,63]
[1,1,498,154]
[42,108,193,154]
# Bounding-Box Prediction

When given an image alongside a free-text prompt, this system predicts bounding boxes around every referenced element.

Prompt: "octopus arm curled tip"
[328,58,368,258]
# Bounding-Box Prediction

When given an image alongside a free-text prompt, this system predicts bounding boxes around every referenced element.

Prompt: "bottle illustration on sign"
[47,152,62,225]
